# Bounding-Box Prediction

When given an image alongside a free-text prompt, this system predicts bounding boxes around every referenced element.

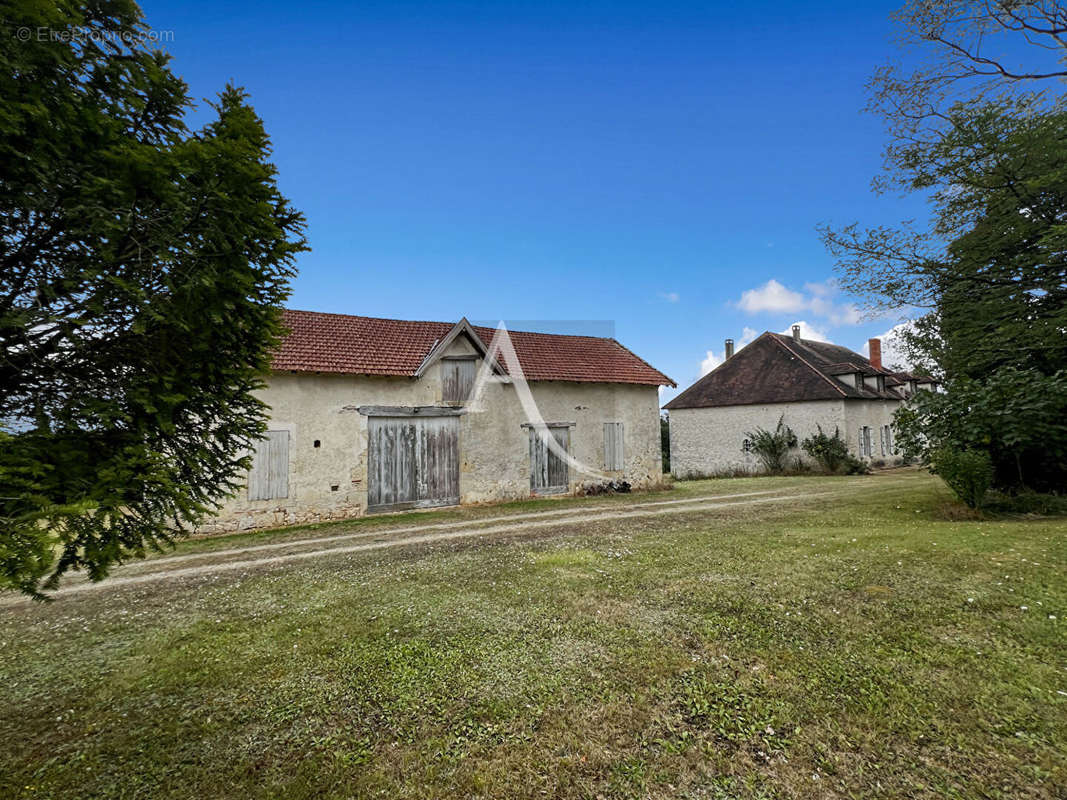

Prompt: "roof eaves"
[609,337,676,387]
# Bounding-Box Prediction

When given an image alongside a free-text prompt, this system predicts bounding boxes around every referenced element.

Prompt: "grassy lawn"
[1,471,1064,799]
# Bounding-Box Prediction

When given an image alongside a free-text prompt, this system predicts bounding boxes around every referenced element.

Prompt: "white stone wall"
[668,400,846,478]
[202,341,663,532]
[668,398,906,478]
[842,399,905,465]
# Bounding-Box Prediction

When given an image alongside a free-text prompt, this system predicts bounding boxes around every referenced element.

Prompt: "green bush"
[799,425,870,475]
[842,454,871,475]
[930,448,994,508]
[801,425,849,473]
[983,491,1067,516]
[744,416,797,474]
[894,369,1067,493]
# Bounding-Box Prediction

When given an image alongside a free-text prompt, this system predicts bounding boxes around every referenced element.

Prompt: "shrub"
[983,491,1067,516]
[894,369,1067,493]
[930,448,994,508]
[801,425,850,473]
[744,416,798,474]
[841,454,871,475]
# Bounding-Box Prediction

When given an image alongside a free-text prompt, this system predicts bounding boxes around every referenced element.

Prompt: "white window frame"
[859,426,872,458]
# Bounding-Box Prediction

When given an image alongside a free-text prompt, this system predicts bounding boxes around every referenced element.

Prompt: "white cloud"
[736,278,866,327]
[863,321,916,371]
[658,291,680,303]
[698,327,759,376]
[780,320,832,343]
[803,280,834,298]
[831,303,863,326]
[737,279,807,314]
[699,350,722,375]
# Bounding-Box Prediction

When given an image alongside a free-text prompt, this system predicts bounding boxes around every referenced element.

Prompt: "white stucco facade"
[203,335,664,532]
[668,398,904,479]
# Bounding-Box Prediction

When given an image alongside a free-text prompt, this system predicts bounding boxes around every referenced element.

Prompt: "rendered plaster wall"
[202,339,663,533]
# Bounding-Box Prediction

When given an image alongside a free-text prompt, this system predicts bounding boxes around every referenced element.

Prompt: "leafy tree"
[0,2,307,596]
[826,100,1067,383]
[894,369,1067,492]
[744,416,797,475]
[821,1,1067,494]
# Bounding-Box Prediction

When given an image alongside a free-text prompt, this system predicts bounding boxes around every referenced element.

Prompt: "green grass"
[1,471,1065,799]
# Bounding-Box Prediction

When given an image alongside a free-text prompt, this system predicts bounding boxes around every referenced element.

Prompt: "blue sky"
[142,0,930,401]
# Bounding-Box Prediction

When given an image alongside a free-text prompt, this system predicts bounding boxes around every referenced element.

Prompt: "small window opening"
[313,439,321,448]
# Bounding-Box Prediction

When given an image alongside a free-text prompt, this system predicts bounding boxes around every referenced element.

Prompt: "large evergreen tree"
[0,1,307,595]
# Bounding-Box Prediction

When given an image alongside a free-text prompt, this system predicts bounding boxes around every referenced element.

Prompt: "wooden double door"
[367,416,460,513]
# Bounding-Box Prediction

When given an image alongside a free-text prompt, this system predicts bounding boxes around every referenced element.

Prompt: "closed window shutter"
[603,422,624,470]
[249,430,290,500]
[442,359,476,403]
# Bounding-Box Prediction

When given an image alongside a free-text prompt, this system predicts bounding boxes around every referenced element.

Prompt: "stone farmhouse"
[206,309,675,532]
[665,325,936,478]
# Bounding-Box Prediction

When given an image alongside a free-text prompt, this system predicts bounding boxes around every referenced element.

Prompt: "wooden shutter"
[603,422,624,470]
[442,358,476,404]
[248,430,289,500]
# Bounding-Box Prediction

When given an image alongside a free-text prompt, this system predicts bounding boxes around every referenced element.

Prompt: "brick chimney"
[724,338,734,359]
[868,338,882,370]
[792,324,801,342]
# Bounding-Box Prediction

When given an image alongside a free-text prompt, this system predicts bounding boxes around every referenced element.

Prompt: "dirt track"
[17,485,839,600]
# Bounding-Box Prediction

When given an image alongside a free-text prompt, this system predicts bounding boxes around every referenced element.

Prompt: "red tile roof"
[272,309,675,386]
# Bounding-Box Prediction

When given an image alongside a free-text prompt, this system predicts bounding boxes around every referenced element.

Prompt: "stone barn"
[206,309,675,532]
[664,326,936,478]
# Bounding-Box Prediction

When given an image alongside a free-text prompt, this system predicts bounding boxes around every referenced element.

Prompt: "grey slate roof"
[663,332,926,410]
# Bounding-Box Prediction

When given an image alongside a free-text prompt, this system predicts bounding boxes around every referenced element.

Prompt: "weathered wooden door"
[367,416,459,512]
[529,426,570,494]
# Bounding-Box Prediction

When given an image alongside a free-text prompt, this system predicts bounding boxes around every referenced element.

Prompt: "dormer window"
[877,375,886,392]
[855,373,864,390]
